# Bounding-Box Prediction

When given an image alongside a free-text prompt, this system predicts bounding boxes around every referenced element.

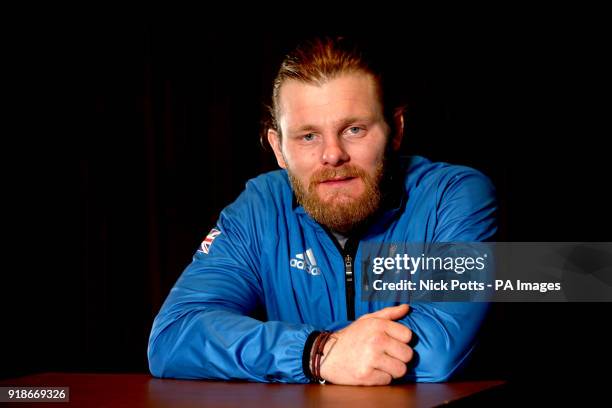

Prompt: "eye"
[302,133,316,142]
[346,126,363,136]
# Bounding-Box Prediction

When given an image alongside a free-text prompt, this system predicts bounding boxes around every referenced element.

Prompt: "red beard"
[288,162,384,234]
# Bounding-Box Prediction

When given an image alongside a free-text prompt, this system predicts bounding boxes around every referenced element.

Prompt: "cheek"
[351,142,386,167]
[284,148,319,179]
[285,145,318,168]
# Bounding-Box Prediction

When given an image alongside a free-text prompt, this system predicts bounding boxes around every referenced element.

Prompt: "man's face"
[268,72,403,233]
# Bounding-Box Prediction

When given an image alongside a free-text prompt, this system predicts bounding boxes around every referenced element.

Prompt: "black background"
[3,10,610,402]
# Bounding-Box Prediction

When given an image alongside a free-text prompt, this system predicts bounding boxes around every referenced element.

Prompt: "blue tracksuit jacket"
[148,155,497,383]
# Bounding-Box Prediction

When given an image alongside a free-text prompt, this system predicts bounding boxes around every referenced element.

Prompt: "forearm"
[148,308,316,383]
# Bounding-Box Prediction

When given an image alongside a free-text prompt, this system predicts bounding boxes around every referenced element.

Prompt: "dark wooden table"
[0,373,505,407]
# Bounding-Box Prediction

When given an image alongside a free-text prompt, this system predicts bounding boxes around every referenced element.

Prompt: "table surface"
[0,373,505,407]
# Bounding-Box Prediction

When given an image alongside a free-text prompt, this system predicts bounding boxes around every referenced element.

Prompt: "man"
[148,37,497,385]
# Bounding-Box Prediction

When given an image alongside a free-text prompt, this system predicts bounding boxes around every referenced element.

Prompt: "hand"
[318,304,413,385]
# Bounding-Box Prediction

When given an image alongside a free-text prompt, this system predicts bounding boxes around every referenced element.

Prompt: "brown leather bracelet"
[312,331,333,383]
[310,332,326,380]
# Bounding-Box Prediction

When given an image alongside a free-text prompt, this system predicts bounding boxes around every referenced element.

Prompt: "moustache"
[308,165,366,188]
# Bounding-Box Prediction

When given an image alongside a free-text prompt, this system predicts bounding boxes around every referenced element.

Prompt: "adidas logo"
[290,248,321,276]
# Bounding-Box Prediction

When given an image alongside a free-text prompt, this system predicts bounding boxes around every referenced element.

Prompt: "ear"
[390,108,405,152]
[267,129,287,169]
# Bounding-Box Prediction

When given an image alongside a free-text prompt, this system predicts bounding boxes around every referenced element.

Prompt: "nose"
[320,136,349,166]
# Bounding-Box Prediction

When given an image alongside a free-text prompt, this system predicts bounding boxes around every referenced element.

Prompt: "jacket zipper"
[321,229,359,321]
[344,252,355,320]
[342,239,359,321]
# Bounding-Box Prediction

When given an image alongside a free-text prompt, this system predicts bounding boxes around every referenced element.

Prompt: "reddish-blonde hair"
[267,36,404,139]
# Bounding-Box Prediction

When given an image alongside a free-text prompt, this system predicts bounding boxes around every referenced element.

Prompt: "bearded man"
[148,37,497,385]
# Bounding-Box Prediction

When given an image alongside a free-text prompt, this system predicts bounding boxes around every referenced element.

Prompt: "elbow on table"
[147,337,170,378]
[408,342,475,383]
[418,364,456,383]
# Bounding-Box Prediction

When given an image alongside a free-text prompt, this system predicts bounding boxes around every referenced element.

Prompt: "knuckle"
[404,328,413,343]
[382,373,393,385]
[405,346,414,362]
[397,349,410,363]
[397,362,408,378]
[369,332,387,347]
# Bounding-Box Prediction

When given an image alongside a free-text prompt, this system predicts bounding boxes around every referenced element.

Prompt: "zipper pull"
[345,254,353,282]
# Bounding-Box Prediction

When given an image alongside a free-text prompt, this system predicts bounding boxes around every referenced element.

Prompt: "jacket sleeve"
[401,168,498,382]
[147,187,316,383]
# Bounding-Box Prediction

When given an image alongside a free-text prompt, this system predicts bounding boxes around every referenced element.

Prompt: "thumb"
[365,304,410,321]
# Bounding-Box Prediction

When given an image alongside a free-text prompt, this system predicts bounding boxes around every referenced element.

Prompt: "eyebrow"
[288,116,375,135]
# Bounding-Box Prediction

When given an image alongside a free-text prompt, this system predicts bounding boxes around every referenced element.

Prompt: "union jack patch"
[198,228,221,254]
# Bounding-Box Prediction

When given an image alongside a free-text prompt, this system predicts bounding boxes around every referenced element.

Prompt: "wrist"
[310,331,336,384]
[318,334,338,381]
[302,330,321,382]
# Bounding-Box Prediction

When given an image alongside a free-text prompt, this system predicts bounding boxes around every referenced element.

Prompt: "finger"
[383,320,412,344]
[363,305,402,319]
[364,368,393,386]
[384,338,414,363]
[374,354,408,379]
[365,304,410,321]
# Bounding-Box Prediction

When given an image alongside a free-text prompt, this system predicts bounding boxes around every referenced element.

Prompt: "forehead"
[277,72,383,133]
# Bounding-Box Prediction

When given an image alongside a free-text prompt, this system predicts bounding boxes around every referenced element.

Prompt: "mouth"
[319,176,357,186]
